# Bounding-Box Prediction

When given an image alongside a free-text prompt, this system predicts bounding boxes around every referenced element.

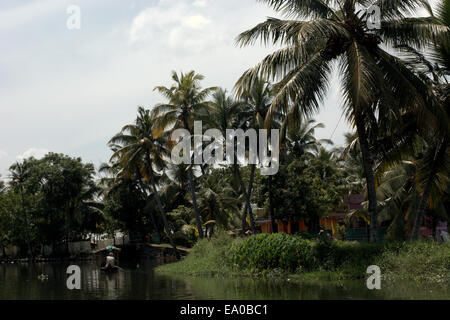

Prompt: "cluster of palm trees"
[103,0,448,252]
[236,0,449,242]
[102,72,280,256]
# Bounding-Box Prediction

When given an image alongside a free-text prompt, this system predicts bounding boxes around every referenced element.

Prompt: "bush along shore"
[155,233,450,285]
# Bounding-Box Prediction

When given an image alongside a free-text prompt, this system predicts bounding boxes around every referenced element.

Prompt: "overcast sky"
[0,0,438,178]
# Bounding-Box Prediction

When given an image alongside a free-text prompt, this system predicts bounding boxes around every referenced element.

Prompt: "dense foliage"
[158,233,450,284]
[0,154,102,256]
[0,0,449,260]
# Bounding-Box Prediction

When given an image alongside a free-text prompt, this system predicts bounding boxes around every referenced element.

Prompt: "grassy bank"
[156,232,450,284]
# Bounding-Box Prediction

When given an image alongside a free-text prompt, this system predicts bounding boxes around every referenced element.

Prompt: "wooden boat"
[93,246,121,272]
[100,265,120,273]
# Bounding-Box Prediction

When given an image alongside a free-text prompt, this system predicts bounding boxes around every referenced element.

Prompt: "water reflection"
[0,261,448,300]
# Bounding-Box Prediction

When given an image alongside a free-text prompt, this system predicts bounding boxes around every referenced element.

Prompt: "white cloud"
[2,0,385,175]
[17,148,49,161]
[129,2,185,43]
[192,0,207,8]
[0,0,62,31]
[183,15,211,29]
[0,150,7,160]
[129,1,215,51]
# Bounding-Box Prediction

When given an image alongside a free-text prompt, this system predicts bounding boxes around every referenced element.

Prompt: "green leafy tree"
[9,162,34,261]
[268,156,342,231]
[5,154,100,257]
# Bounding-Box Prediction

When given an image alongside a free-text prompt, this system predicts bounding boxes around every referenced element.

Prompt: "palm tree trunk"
[145,154,180,260]
[354,112,378,243]
[247,165,257,234]
[149,177,181,260]
[410,177,433,241]
[188,166,204,239]
[182,113,204,239]
[410,137,446,241]
[268,175,277,233]
[235,164,255,234]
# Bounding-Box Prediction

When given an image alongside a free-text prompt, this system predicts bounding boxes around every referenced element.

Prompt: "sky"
[0,0,439,178]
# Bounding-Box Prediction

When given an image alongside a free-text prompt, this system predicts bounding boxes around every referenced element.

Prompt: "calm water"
[0,261,448,300]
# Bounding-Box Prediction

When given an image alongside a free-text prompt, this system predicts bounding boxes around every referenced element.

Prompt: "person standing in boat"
[105,252,116,269]
[105,245,120,253]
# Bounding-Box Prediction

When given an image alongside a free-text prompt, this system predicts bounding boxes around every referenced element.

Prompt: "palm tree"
[201,88,244,135]
[374,1,450,240]
[109,107,180,259]
[99,160,163,241]
[376,138,449,241]
[152,71,217,239]
[236,0,447,242]
[199,88,244,175]
[408,0,450,240]
[282,117,332,159]
[199,88,255,233]
[236,77,279,234]
[431,0,450,75]
[340,132,366,195]
[313,147,340,179]
[197,176,240,234]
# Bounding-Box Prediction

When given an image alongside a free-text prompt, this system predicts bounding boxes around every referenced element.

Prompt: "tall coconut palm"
[282,117,332,159]
[199,88,254,233]
[98,160,163,241]
[109,107,180,259]
[196,178,240,232]
[152,71,217,239]
[237,78,278,234]
[373,0,450,240]
[201,88,244,136]
[431,0,450,75]
[377,145,449,241]
[199,88,245,175]
[340,132,366,194]
[236,0,447,242]
[407,0,450,240]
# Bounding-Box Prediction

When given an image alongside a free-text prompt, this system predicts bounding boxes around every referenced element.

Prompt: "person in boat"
[105,245,120,253]
[104,252,116,269]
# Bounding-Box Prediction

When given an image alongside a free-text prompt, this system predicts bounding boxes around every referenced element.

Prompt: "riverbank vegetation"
[156,232,450,285]
[0,0,449,268]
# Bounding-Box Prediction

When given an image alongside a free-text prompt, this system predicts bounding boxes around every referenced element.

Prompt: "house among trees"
[256,194,374,240]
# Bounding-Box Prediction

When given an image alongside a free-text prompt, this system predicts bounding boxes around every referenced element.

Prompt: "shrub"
[230,233,314,272]
[376,241,450,283]
[157,233,450,285]
[230,233,386,274]
[156,230,237,276]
